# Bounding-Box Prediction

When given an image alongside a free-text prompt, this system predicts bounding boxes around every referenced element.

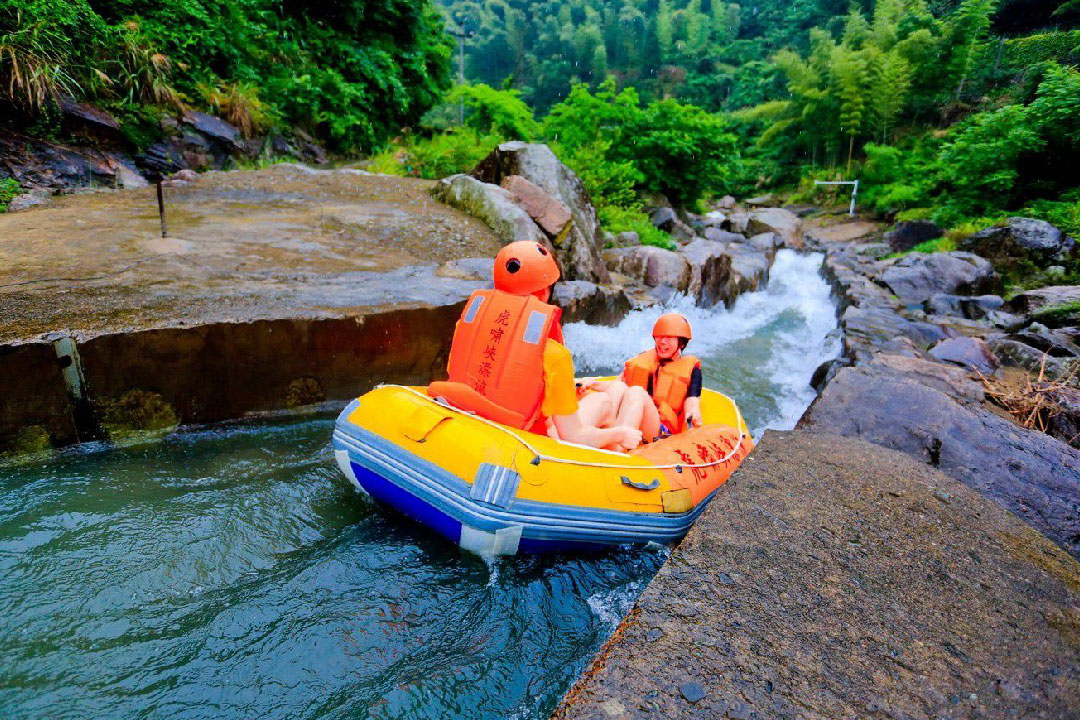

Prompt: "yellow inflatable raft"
[332,383,754,556]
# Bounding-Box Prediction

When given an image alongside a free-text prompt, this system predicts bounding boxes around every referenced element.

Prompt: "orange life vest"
[428,289,562,432]
[623,349,701,433]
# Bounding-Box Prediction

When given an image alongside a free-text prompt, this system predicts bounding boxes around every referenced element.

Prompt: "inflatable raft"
[331,383,754,556]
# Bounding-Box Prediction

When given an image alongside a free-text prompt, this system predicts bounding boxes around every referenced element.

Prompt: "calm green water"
[0,250,838,720]
[0,420,664,720]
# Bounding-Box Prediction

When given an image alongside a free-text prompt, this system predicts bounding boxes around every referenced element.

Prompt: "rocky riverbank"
[553,213,1080,719]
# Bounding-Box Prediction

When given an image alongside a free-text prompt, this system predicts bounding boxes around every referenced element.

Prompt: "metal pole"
[156,181,167,238]
[458,33,465,125]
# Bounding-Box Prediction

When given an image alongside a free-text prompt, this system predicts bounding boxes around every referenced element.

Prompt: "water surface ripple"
[1,249,837,719]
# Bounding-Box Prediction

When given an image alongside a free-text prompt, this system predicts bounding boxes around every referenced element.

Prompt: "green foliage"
[0,178,21,212]
[906,236,957,254]
[1022,189,1080,237]
[447,83,540,139]
[1,0,454,152]
[597,205,676,250]
[1030,299,1080,327]
[368,127,504,179]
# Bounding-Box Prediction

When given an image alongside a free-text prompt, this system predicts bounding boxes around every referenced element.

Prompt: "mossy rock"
[284,377,325,408]
[3,425,53,457]
[1031,299,1080,328]
[98,389,179,444]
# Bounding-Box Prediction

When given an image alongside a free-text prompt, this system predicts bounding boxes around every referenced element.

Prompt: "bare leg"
[617,386,662,441]
[576,391,614,428]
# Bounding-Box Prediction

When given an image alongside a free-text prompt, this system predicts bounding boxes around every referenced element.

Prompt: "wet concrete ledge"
[553,431,1080,719]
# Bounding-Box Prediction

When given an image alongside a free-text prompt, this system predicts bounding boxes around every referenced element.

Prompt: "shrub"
[447,83,539,140]
[198,81,274,138]
[0,177,21,211]
[597,205,676,250]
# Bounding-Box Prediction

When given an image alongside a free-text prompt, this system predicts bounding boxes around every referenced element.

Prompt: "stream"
[0,249,838,720]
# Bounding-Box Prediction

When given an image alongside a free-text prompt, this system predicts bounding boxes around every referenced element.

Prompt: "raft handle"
[621,476,660,491]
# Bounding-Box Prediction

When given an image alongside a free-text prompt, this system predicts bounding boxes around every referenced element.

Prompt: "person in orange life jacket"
[579,313,702,441]
[427,241,642,452]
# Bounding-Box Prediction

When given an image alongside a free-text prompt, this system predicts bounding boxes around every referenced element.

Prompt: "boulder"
[883,220,943,253]
[650,206,677,231]
[746,207,802,248]
[430,174,547,247]
[745,193,778,207]
[603,246,690,290]
[703,227,743,244]
[172,169,198,183]
[5,194,49,212]
[841,305,951,363]
[1045,384,1080,448]
[747,231,782,262]
[472,142,609,282]
[681,239,733,306]
[928,336,998,375]
[801,362,1080,557]
[727,211,751,234]
[987,337,1072,380]
[722,242,771,301]
[868,353,985,403]
[500,174,572,237]
[878,252,1000,306]
[1007,285,1080,315]
[926,293,1004,320]
[961,217,1074,269]
[669,217,696,243]
[59,98,121,134]
[701,210,726,228]
[716,195,736,210]
[181,110,242,149]
[1009,323,1080,358]
[550,281,632,325]
[614,231,639,247]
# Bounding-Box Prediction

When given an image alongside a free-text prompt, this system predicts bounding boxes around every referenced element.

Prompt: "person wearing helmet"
[428,241,642,452]
[581,313,702,440]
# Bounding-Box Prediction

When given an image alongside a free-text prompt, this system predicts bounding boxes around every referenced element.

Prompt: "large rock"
[878,251,1000,306]
[703,227,743,244]
[987,337,1073,380]
[472,142,609,282]
[746,207,802,248]
[430,174,547,247]
[499,174,571,236]
[554,430,1080,720]
[869,353,985,403]
[550,280,631,325]
[928,336,998,375]
[181,110,242,149]
[841,305,951,362]
[961,217,1074,269]
[1007,285,1080,315]
[721,242,771,301]
[603,245,690,290]
[747,231,782,262]
[883,220,943,252]
[801,362,1080,557]
[5,194,49,212]
[681,239,733,306]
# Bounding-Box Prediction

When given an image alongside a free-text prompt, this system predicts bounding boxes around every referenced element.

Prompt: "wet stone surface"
[553,431,1080,720]
[0,164,503,342]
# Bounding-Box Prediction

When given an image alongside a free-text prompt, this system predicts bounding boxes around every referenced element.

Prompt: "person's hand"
[684,397,703,429]
[610,425,643,452]
[582,379,607,392]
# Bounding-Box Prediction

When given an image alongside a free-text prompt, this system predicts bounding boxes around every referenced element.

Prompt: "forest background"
[1,0,1078,268]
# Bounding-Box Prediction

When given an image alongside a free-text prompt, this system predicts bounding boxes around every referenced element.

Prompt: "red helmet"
[653,313,692,340]
[493,241,560,296]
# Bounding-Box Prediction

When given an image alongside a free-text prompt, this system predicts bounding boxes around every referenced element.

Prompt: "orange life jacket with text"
[623,349,701,433]
[428,289,562,432]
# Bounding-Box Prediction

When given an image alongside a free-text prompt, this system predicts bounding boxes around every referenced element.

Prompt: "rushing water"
[566,249,841,436]
[0,249,837,720]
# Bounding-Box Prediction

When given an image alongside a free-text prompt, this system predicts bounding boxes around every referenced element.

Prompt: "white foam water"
[563,249,841,436]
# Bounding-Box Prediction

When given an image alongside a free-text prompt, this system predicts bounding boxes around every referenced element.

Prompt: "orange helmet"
[493,241,560,296]
[653,313,692,340]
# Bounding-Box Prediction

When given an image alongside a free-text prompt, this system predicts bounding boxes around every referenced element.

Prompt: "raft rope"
[383,384,749,471]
